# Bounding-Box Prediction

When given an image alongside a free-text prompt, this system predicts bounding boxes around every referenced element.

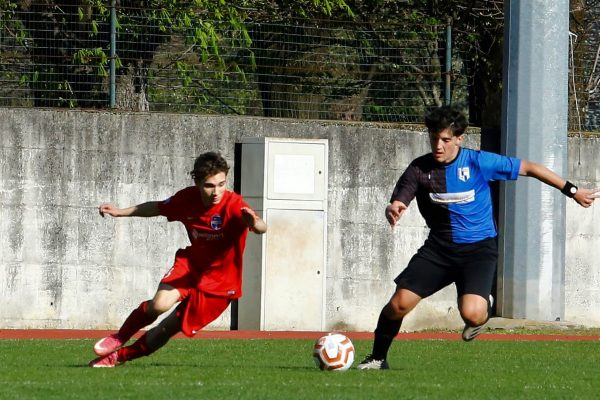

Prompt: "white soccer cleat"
[356,355,390,370]
[462,324,486,341]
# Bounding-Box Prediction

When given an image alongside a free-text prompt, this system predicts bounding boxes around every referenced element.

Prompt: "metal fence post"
[109,0,116,108]
[445,19,452,106]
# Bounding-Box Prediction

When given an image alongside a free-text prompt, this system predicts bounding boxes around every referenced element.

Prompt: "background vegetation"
[0,1,598,131]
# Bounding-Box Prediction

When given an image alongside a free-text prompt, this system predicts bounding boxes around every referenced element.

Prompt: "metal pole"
[109,0,116,108]
[444,19,452,106]
[498,0,569,321]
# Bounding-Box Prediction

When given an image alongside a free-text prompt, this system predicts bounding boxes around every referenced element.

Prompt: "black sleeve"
[390,162,419,206]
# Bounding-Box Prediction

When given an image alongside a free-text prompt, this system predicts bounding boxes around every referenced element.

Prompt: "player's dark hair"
[424,105,468,136]
[190,152,230,182]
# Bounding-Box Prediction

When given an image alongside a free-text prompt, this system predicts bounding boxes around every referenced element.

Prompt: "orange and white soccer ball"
[313,333,355,371]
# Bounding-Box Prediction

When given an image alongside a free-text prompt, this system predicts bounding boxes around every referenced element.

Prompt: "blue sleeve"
[477,150,521,182]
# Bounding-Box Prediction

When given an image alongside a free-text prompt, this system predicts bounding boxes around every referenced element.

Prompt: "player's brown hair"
[190,152,230,182]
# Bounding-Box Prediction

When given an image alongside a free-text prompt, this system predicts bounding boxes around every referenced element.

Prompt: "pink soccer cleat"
[93,334,124,356]
[88,351,120,368]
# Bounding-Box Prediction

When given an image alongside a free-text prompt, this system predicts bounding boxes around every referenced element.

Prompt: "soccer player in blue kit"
[358,105,600,370]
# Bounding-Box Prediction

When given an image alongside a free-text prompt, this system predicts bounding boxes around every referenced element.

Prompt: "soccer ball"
[313,333,355,371]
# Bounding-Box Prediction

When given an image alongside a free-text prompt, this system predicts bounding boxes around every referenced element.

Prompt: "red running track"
[1,329,599,341]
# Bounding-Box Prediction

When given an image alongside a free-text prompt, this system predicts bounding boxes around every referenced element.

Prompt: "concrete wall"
[1,108,599,331]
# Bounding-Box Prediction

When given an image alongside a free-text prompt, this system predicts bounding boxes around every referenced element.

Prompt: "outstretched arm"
[241,207,267,234]
[519,160,600,208]
[99,201,161,218]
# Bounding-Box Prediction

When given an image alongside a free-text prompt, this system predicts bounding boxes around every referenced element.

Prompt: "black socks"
[372,310,402,360]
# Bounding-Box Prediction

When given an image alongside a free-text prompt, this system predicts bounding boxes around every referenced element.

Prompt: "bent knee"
[149,298,177,315]
[384,289,421,319]
[149,303,169,315]
[386,304,411,318]
[462,313,486,326]
[460,305,488,326]
[149,288,181,315]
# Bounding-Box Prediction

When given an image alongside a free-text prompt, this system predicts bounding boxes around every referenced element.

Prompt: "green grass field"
[2,338,600,399]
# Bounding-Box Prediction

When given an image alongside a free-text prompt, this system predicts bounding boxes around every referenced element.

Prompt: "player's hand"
[574,187,600,208]
[242,207,267,234]
[385,201,407,228]
[98,203,120,218]
[241,207,258,229]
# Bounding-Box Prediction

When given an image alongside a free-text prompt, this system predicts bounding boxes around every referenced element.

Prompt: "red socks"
[117,333,156,361]
[117,301,157,343]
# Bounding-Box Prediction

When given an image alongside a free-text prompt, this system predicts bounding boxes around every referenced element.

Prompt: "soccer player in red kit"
[89,151,267,367]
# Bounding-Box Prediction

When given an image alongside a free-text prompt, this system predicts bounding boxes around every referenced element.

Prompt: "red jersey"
[158,187,250,298]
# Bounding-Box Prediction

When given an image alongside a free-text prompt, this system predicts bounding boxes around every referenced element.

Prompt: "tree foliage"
[0,0,352,110]
[1,0,598,130]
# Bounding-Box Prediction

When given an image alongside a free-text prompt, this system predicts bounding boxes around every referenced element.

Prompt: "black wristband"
[561,181,578,198]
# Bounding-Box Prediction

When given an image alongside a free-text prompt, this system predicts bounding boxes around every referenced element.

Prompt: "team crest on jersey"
[458,167,470,182]
[210,214,223,230]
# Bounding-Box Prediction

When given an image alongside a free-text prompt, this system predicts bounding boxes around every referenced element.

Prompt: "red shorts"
[161,253,231,337]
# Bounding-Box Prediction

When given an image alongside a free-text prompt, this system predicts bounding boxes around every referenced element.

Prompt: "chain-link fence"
[570,21,600,133]
[0,3,598,130]
[0,3,468,124]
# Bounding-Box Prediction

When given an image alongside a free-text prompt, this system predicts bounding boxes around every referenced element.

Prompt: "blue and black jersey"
[391,148,521,244]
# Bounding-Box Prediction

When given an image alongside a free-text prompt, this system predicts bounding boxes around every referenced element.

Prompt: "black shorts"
[394,234,498,299]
